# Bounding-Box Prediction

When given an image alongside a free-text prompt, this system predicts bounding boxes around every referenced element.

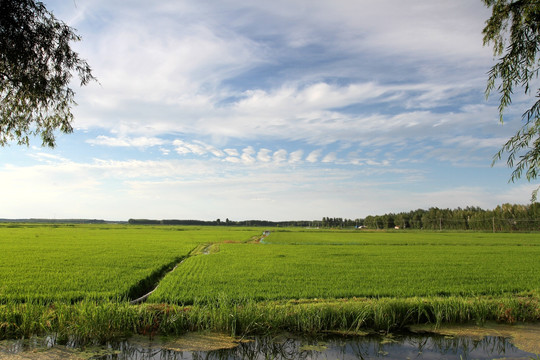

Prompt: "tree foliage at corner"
[483,0,540,200]
[0,0,94,147]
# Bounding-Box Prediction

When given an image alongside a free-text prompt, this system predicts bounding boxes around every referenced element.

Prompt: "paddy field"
[0,223,539,342]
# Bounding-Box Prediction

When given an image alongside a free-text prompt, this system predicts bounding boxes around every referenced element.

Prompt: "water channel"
[1,330,539,360]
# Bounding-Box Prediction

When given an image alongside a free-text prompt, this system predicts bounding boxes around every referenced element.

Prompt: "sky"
[0,0,537,221]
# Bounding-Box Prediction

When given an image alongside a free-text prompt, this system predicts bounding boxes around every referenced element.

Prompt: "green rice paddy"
[148,241,540,303]
[0,224,257,301]
[148,230,540,303]
[0,224,539,341]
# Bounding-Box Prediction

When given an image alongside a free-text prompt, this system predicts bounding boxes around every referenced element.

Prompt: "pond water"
[0,331,538,359]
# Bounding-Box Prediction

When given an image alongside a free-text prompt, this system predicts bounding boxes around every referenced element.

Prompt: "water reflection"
[0,332,536,360]
[100,333,536,360]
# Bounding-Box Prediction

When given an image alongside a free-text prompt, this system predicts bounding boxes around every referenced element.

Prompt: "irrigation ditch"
[128,257,186,305]
[129,231,270,305]
[128,244,212,304]
[2,326,540,359]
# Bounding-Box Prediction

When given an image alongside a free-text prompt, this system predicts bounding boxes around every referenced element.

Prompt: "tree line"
[127,218,316,227]
[320,217,361,228]
[128,203,539,232]
[361,203,540,232]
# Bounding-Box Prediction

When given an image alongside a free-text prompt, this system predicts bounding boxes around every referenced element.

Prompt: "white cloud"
[273,149,288,164]
[306,150,322,163]
[442,136,506,150]
[87,135,165,148]
[234,82,389,114]
[224,156,241,163]
[241,146,256,164]
[224,148,239,156]
[193,140,225,157]
[65,0,499,152]
[173,139,227,157]
[289,150,304,164]
[86,22,260,106]
[28,152,70,164]
[322,152,337,163]
[257,149,272,162]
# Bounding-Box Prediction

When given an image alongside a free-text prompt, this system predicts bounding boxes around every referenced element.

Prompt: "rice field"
[2,225,539,303]
[1,224,540,340]
[149,233,540,303]
[0,224,258,302]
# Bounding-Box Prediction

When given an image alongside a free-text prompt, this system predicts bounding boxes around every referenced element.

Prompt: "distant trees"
[359,203,540,231]
[320,217,361,228]
[127,203,538,231]
[127,218,321,227]
[321,217,341,228]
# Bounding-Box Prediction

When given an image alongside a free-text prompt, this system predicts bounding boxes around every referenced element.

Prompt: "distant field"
[149,230,540,303]
[0,224,258,302]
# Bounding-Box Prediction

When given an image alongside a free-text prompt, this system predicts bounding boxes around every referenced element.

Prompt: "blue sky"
[0,0,537,221]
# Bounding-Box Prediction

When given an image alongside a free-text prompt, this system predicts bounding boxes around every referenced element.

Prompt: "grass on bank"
[1,294,539,344]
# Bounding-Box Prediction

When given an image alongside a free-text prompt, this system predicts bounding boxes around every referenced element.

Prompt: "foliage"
[362,203,540,231]
[320,217,361,228]
[0,0,95,147]
[482,0,540,199]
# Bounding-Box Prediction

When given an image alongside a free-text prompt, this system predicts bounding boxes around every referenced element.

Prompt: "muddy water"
[0,329,538,359]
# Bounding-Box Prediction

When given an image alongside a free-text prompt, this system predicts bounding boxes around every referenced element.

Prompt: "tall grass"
[1,295,539,343]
